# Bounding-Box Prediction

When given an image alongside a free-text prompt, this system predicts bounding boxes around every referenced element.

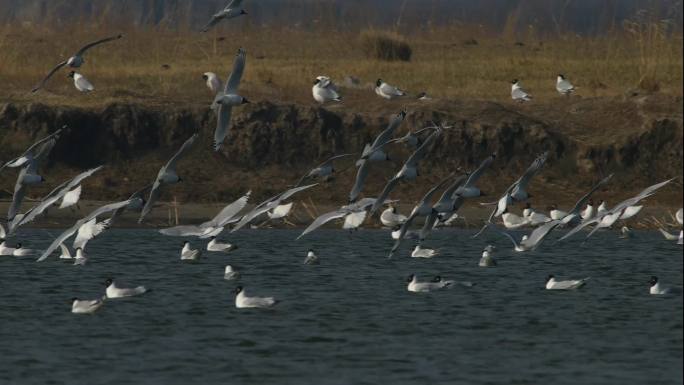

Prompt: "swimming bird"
[389,176,453,258]
[411,245,438,258]
[201,0,247,32]
[224,265,239,280]
[296,153,354,186]
[370,127,442,215]
[556,74,575,96]
[658,228,679,241]
[11,243,35,257]
[312,76,342,103]
[0,128,62,174]
[212,48,249,151]
[303,249,319,265]
[139,133,197,223]
[545,275,589,290]
[71,297,105,314]
[105,278,148,299]
[203,72,222,94]
[0,240,15,256]
[648,276,678,295]
[620,226,634,239]
[68,71,94,92]
[479,245,497,267]
[234,286,277,308]
[406,274,453,292]
[375,79,406,99]
[181,241,201,261]
[233,184,317,232]
[523,203,552,226]
[380,206,407,228]
[511,79,532,102]
[37,199,136,262]
[454,154,495,198]
[32,34,123,92]
[207,237,237,252]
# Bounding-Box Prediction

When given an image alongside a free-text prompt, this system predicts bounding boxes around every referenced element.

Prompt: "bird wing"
[404,128,440,167]
[389,213,417,257]
[201,15,223,32]
[73,218,110,249]
[349,159,370,202]
[8,171,28,221]
[31,61,67,92]
[164,133,198,173]
[159,225,204,237]
[370,176,401,215]
[214,103,232,151]
[225,0,244,9]
[368,111,406,152]
[521,220,561,250]
[342,210,367,229]
[224,48,246,94]
[207,191,251,227]
[513,152,548,193]
[318,153,354,168]
[278,183,317,202]
[438,174,468,205]
[489,224,521,249]
[138,180,163,224]
[75,34,123,56]
[59,185,82,209]
[75,75,94,91]
[419,210,439,242]
[58,243,71,258]
[463,154,495,188]
[557,217,600,242]
[0,129,62,172]
[297,209,349,239]
[566,174,614,216]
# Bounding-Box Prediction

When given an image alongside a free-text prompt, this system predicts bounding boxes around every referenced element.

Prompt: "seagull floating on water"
[545,275,589,290]
[105,278,148,299]
[235,286,277,308]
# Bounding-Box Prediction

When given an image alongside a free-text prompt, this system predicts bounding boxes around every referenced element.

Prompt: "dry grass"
[0,21,681,109]
[360,29,412,62]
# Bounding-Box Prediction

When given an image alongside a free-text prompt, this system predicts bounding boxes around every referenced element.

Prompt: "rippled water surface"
[1,229,682,385]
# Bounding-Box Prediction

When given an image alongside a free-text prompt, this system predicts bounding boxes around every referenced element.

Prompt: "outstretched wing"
[370,176,401,215]
[214,104,232,151]
[164,133,198,173]
[297,210,349,239]
[224,48,246,94]
[349,159,370,203]
[31,61,68,92]
[76,34,123,56]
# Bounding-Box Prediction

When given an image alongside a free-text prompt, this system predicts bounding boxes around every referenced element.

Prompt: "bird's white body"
[303,250,319,265]
[407,275,453,292]
[207,238,235,252]
[72,73,94,92]
[525,210,552,226]
[556,75,575,95]
[71,298,104,314]
[650,282,670,295]
[581,204,595,221]
[267,203,293,220]
[511,81,532,102]
[550,208,568,220]
[545,277,589,290]
[235,289,276,308]
[106,281,148,299]
[59,185,82,209]
[181,242,201,260]
[380,207,407,228]
[502,212,530,229]
[59,244,73,259]
[203,72,222,93]
[312,76,341,103]
[224,265,239,280]
[375,80,406,99]
[73,248,88,265]
[619,205,643,220]
[411,245,438,258]
[479,250,497,267]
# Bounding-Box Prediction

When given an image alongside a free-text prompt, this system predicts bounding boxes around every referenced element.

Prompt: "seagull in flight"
[139,134,198,223]
[201,0,247,32]
[212,48,249,151]
[31,35,123,93]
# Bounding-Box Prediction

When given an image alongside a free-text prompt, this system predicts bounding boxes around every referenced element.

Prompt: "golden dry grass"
[0,22,681,108]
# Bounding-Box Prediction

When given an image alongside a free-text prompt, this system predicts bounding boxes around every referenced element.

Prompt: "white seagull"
[181,241,202,261]
[411,245,438,258]
[105,278,148,299]
[303,249,319,265]
[212,48,249,151]
[207,237,237,252]
[201,0,247,32]
[234,286,277,308]
[312,76,342,103]
[511,79,532,102]
[71,297,105,314]
[406,274,453,292]
[380,206,407,228]
[649,276,674,295]
[545,275,589,290]
[224,265,239,280]
[203,72,222,94]
[32,34,123,92]
[479,245,497,267]
[556,74,575,96]
[375,79,406,99]
[68,71,94,92]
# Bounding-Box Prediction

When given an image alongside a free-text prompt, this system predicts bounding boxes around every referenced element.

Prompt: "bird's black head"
[71,297,78,303]
[104,278,113,286]
[588,199,594,205]
[182,241,189,246]
[210,236,216,240]
[235,286,243,294]
[178,177,183,182]
[511,79,518,84]
[241,98,250,104]
[399,110,407,118]
[432,276,442,282]
[240,9,247,15]
[202,74,208,81]
[76,247,82,251]
[406,274,415,282]
[649,276,658,286]
[550,203,558,210]
[67,71,76,78]
[525,202,531,209]
[558,74,565,79]
[546,274,555,282]
[308,249,314,253]
[313,78,320,85]
[16,243,22,248]
[376,79,382,86]
[41,176,46,182]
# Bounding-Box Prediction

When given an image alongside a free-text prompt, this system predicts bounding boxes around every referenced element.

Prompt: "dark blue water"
[0,229,682,385]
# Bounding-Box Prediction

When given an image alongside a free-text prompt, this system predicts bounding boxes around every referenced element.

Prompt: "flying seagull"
[31,34,123,93]
[231,184,317,232]
[201,0,247,32]
[0,128,62,173]
[139,134,198,223]
[296,153,354,187]
[212,48,249,151]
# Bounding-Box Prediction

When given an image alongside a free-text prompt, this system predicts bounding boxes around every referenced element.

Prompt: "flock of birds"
[2,0,683,314]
